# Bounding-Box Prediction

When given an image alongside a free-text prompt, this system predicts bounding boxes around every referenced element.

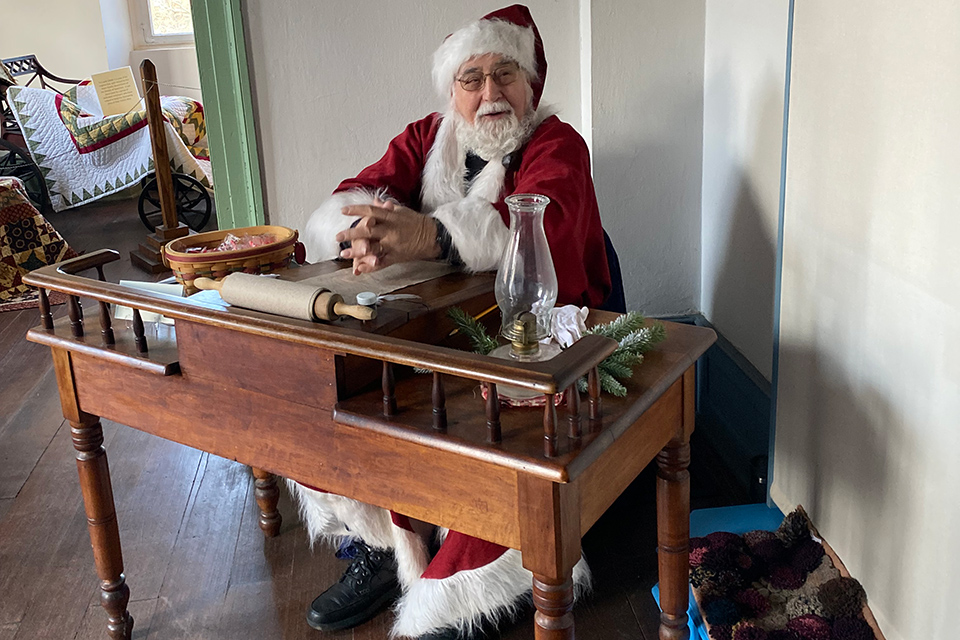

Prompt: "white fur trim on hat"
[391,549,592,638]
[433,18,537,101]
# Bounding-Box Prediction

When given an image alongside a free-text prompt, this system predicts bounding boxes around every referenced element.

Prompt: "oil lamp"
[489,194,561,397]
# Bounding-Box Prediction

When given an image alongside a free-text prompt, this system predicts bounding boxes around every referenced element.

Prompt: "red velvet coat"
[333,113,612,308]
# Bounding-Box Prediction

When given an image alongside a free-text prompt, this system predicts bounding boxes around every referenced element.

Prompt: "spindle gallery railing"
[24,250,617,459]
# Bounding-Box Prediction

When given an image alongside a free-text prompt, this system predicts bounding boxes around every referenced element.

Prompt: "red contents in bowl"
[184,232,278,253]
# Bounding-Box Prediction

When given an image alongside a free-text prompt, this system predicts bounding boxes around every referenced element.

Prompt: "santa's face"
[453,53,530,126]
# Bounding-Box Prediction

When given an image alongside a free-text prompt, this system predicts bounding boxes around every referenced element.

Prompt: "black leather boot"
[306,539,401,631]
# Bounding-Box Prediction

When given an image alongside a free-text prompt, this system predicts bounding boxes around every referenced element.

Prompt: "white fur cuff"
[302,187,391,263]
[430,197,509,272]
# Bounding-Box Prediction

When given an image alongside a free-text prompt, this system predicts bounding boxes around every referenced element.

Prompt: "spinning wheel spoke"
[137,173,211,232]
[0,141,49,212]
[173,175,211,231]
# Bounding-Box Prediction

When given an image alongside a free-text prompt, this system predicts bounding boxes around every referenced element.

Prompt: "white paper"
[114,280,183,325]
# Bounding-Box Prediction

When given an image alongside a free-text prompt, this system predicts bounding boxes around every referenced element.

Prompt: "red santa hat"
[432,4,548,109]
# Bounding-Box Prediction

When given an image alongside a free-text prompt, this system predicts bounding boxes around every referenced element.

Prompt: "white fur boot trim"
[301,187,392,263]
[284,481,429,588]
[391,549,592,638]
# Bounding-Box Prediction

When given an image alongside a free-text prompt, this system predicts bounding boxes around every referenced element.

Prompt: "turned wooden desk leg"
[532,575,575,639]
[251,467,282,537]
[518,475,580,640]
[72,414,134,640]
[655,366,695,640]
[52,348,133,640]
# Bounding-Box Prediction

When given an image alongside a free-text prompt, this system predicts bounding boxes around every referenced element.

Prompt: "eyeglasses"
[456,63,520,92]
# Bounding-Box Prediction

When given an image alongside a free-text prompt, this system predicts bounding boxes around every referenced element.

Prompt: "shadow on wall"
[702,65,785,382]
[593,81,704,317]
[775,344,917,633]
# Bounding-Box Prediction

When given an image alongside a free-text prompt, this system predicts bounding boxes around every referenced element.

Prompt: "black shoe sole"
[305,583,402,632]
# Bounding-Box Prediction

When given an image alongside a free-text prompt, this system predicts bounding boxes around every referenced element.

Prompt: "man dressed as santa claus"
[294,5,621,639]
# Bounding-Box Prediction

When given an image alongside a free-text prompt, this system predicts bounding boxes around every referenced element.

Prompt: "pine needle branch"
[447,306,499,355]
[442,307,667,397]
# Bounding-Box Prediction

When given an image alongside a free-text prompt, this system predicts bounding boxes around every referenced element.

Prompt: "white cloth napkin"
[545,305,589,348]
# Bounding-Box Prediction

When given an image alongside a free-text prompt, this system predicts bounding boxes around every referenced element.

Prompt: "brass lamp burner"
[508,312,540,356]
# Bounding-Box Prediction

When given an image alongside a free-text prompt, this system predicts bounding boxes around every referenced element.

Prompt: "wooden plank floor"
[0,195,747,640]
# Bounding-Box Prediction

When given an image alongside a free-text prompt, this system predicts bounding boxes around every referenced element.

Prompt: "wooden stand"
[130,59,190,273]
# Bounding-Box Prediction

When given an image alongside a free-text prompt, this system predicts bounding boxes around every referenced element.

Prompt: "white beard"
[453,100,538,160]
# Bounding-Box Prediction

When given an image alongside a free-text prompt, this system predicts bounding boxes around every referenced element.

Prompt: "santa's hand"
[336,202,440,274]
[335,198,390,274]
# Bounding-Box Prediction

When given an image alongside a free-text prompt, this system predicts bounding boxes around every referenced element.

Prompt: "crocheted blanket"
[0,177,76,311]
[6,80,211,212]
[690,509,877,640]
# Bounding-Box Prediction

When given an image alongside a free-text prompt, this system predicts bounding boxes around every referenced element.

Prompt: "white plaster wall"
[243,0,582,237]
[1,0,109,79]
[99,0,134,71]
[129,48,202,102]
[771,3,960,639]
[0,0,199,101]
[591,0,705,315]
[700,0,788,380]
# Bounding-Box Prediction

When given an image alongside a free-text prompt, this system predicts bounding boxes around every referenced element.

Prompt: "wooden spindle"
[566,383,582,441]
[532,575,575,639]
[68,295,83,337]
[132,309,148,354]
[38,288,53,330]
[543,394,558,457]
[432,372,447,432]
[588,366,602,431]
[485,383,501,444]
[251,467,282,538]
[96,265,106,282]
[99,301,115,346]
[382,361,396,417]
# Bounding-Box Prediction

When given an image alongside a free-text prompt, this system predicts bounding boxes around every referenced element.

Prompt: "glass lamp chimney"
[494,194,558,357]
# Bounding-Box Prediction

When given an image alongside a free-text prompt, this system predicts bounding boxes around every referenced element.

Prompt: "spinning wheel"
[0,138,49,213]
[137,173,212,232]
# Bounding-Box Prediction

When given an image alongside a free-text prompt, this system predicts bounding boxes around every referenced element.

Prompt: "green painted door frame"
[191,0,264,229]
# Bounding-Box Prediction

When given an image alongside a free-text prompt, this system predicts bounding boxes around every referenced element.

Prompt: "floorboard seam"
[10,417,68,502]
[153,451,207,598]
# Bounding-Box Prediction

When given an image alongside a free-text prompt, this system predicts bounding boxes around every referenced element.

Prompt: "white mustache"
[476,101,514,117]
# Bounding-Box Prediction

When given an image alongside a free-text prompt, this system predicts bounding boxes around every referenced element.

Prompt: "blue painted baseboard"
[656,313,772,500]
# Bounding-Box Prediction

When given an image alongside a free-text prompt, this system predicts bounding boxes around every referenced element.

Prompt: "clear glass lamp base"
[487,341,562,400]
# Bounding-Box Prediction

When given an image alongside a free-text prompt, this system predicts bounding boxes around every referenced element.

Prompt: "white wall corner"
[579,0,593,162]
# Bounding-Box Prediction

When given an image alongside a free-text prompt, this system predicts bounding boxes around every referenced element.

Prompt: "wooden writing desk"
[24,251,715,640]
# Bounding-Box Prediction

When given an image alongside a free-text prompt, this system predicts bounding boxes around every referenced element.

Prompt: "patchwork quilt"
[6,80,211,212]
[0,177,77,310]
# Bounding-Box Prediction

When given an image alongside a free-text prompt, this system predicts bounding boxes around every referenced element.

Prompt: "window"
[131,0,195,47]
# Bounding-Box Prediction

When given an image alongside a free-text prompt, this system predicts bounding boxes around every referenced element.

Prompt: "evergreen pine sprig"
[441,307,667,398]
[447,306,499,355]
[414,306,499,373]
[576,312,667,397]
